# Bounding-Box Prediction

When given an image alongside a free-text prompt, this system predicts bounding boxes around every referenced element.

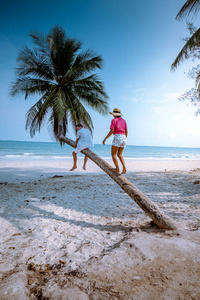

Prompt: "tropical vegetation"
[10,26,109,141]
[171,0,200,114]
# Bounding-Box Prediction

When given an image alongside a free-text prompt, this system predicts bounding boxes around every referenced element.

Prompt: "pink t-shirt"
[110,117,127,135]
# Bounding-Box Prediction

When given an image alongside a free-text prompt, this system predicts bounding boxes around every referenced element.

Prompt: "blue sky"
[0,0,200,147]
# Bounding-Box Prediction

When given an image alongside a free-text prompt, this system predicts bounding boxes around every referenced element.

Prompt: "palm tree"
[171,0,200,70]
[10,26,109,141]
[10,26,177,230]
[60,135,178,230]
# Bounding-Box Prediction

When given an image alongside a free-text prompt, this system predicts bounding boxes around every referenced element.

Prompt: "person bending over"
[70,124,93,171]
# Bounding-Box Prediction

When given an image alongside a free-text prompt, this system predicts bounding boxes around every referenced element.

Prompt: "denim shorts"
[112,134,127,148]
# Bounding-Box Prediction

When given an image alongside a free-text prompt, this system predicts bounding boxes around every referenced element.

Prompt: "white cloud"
[130,97,140,103]
[152,107,166,114]
[169,132,178,138]
[188,129,200,136]
[163,92,181,103]
[172,113,186,121]
[129,86,182,106]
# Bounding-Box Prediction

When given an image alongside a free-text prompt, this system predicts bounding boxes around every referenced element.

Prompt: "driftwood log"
[60,136,178,230]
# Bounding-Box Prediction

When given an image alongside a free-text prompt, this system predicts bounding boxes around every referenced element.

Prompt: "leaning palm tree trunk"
[60,136,178,230]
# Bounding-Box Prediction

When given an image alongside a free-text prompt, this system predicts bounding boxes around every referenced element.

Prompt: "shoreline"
[0,158,200,183]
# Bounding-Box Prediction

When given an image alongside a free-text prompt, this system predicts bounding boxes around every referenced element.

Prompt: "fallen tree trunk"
[60,136,178,230]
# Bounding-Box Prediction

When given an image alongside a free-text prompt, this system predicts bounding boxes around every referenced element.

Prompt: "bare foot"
[111,168,120,173]
[121,168,127,174]
[83,166,86,170]
[70,166,77,171]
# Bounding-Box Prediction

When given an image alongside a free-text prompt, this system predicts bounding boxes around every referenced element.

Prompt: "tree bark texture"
[60,136,178,230]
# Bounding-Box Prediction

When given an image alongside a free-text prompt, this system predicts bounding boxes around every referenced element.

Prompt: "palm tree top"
[10,26,109,142]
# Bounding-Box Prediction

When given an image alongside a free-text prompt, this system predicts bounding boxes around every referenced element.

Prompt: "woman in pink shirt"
[102,108,128,174]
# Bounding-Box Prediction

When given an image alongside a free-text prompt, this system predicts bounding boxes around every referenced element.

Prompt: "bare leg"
[117,147,127,174]
[111,146,120,173]
[83,155,88,170]
[70,151,77,171]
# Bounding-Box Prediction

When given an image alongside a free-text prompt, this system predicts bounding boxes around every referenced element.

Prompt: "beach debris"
[27,262,35,271]
[67,269,80,277]
[12,232,21,236]
[59,260,66,265]
[27,260,66,275]
[194,180,200,184]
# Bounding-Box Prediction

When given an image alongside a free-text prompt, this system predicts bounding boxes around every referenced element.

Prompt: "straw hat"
[109,108,123,116]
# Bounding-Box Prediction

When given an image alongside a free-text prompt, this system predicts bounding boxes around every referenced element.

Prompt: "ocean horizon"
[1,140,200,161]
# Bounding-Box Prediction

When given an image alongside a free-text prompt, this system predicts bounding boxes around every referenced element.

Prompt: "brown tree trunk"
[60,136,178,230]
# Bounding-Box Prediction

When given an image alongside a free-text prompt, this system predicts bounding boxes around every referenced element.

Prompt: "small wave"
[1,155,72,160]
[4,153,35,157]
[4,155,24,158]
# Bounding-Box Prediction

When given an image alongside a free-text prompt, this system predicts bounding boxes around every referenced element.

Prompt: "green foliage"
[171,27,200,70]
[176,0,200,20]
[10,26,109,141]
[172,1,200,114]
[172,0,200,70]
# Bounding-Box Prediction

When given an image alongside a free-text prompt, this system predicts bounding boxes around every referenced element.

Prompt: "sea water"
[0,140,200,161]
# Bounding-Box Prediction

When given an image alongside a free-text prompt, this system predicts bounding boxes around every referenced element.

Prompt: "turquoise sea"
[0,140,200,161]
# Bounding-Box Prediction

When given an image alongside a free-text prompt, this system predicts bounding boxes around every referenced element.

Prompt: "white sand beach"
[0,158,200,299]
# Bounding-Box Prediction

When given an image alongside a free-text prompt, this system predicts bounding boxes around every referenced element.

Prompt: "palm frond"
[176,0,200,20]
[195,70,200,95]
[67,51,103,82]
[25,94,49,137]
[51,87,67,120]
[47,110,68,142]
[72,77,109,114]
[61,37,82,74]
[29,31,50,56]
[10,77,52,98]
[66,95,94,133]
[75,74,108,93]
[178,88,200,115]
[16,46,54,80]
[48,26,82,78]
[171,28,200,70]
